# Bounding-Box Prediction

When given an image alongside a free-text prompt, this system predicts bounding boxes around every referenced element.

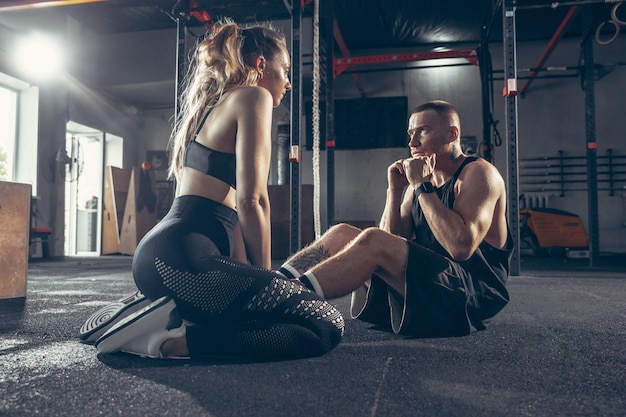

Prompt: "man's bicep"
[455,168,500,236]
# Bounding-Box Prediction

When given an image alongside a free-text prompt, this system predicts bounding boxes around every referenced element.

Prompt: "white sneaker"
[80,290,150,344]
[95,296,188,359]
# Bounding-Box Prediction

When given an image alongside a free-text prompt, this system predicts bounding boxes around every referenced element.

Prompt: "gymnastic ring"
[595,19,620,45]
[611,1,626,26]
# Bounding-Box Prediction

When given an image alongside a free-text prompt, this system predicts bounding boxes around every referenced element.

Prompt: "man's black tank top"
[411,156,513,286]
[411,156,513,321]
[183,109,237,188]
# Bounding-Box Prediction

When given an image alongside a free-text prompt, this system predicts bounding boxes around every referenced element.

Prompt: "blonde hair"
[168,18,287,180]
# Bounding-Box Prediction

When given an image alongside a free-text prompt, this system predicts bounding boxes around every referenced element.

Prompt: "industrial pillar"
[582,6,600,266]
[322,0,335,228]
[290,1,303,254]
[503,0,521,276]
[175,1,188,122]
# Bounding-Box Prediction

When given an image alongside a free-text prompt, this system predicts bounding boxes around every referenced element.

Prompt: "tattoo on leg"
[290,245,331,273]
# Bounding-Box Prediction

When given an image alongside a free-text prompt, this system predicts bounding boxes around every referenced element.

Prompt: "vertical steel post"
[290,1,303,255]
[479,37,493,163]
[503,0,521,276]
[174,2,188,122]
[323,0,335,228]
[172,1,188,194]
[582,6,600,266]
[479,2,495,164]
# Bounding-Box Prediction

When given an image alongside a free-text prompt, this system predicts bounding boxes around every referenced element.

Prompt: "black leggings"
[132,196,343,359]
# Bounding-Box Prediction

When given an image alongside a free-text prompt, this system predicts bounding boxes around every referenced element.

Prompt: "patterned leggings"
[132,196,344,359]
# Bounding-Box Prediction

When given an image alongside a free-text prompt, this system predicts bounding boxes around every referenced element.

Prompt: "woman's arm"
[231,222,248,263]
[234,87,274,269]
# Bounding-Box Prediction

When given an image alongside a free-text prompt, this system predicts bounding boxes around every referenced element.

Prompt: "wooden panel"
[0,181,31,299]
[101,166,132,255]
[102,166,120,255]
[118,168,158,255]
[111,167,132,231]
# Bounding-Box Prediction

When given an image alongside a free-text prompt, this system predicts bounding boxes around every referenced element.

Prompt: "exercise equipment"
[520,207,589,258]
[0,181,30,299]
[102,166,158,255]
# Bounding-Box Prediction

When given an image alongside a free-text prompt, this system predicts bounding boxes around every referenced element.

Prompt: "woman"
[93,19,343,360]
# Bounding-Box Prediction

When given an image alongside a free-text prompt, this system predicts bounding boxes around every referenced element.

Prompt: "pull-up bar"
[517,0,621,10]
[333,49,478,78]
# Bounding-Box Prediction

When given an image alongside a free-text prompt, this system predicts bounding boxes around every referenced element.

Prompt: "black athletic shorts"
[350,240,502,337]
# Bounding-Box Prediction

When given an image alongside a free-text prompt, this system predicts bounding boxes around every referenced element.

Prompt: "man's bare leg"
[303,227,409,299]
[278,223,362,277]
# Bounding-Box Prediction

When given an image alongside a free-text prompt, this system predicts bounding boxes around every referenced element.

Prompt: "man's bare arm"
[379,159,415,238]
[419,161,504,260]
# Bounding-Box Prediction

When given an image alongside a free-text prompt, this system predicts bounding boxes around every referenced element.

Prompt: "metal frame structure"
[502,0,521,276]
[289,0,303,254]
[582,5,600,267]
[170,0,607,267]
[321,0,335,229]
[508,0,605,268]
[333,49,478,77]
[518,5,580,97]
[331,1,610,272]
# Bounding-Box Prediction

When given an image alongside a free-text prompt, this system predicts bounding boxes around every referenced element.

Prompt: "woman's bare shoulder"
[227,86,273,105]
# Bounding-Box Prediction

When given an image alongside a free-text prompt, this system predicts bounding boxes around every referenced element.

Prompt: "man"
[279,100,513,337]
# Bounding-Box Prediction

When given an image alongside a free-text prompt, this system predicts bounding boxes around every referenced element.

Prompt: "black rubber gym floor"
[1,255,625,417]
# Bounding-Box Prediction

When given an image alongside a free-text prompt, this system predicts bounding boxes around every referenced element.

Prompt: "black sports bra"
[183,110,237,188]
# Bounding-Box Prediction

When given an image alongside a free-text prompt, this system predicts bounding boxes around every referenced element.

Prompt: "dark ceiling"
[0,0,619,109]
[1,0,615,45]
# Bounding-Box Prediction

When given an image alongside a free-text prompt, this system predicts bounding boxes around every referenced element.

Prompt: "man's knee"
[324,223,361,244]
[352,228,408,293]
[355,227,389,245]
[353,227,404,256]
[327,223,361,236]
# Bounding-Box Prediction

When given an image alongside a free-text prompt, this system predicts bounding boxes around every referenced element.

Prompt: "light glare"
[15,33,66,81]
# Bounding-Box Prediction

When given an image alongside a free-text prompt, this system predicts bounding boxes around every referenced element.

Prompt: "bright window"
[0,71,39,194]
[0,86,18,181]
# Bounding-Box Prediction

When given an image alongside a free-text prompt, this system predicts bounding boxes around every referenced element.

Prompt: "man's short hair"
[410,100,460,128]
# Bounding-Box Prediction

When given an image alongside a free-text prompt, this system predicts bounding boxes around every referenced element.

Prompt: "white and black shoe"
[95,296,188,359]
[79,290,150,344]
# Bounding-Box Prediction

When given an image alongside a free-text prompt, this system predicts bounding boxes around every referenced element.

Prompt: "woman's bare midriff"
[176,168,237,210]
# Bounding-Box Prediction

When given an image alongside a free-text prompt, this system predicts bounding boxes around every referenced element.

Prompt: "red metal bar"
[519,5,580,96]
[189,0,213,26]
[333,18,367,97]
[333,49,478,77]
